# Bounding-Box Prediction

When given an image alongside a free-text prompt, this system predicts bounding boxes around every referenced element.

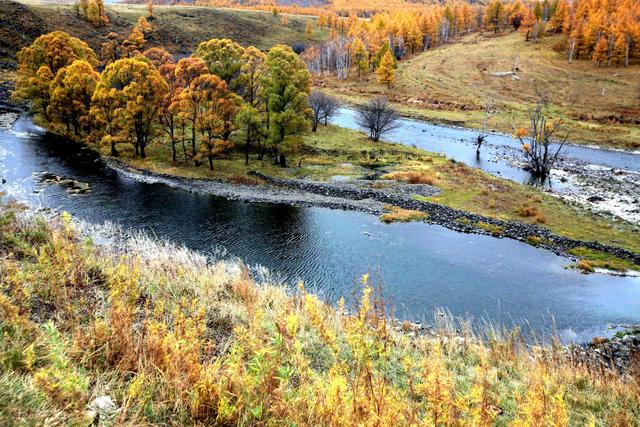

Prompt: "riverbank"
[1,197,639,425]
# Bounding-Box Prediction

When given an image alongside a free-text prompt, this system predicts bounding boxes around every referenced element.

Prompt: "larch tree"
[484,0,506,34]
[194,38,245,92]
[90,57,168,158]
[261,45,311,167]
[592,36,609,66]
[352,37,369,81]
[305,21,313,40]
[376,50,396,89]
[48,60,100,137]
[15,31,97,121]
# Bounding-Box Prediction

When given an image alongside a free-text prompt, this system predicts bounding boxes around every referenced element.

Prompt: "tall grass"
[1,199,639,425]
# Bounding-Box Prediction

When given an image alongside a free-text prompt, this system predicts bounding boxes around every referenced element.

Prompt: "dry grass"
[383,171,437,185]
[319,32,640,150]
[380,205,428,223]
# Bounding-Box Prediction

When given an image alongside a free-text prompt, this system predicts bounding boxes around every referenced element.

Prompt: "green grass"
[568,247,640,273]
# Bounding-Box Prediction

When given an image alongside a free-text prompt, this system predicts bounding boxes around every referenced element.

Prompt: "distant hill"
[0,1,326,67]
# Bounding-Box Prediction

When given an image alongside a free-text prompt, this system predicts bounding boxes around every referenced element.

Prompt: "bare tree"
[515,97,567,177]
[474,102,495,155]
[356,97,400,142]
[309,91,341,131]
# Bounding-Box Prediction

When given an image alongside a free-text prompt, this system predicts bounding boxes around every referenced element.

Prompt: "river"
[1,112,639,342]
[333,109,640,223]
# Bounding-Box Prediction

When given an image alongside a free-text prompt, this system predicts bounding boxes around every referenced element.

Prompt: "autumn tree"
[238,46,266,108]
[194,38,245,92]
[48,60,100,137]
[262,45,311,166]
[175,57,209,87]
[235,106,263,165]
[146,0,154,19]
[592,36,609,66]
[101,32,122,64]
[305,21,313,40]
[356,97,400,142]
[15,31,97,121]
[484,0,506,34]
[158,63,184,163]
[90,57,168,158]
[194,75,241,170]
[372,40,398,71]
[352,37,369,81]
[142,47,174,69]
[376,50,396,88]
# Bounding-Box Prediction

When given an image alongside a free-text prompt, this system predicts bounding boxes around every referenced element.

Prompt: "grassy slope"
[319,32,640,150]
[117,124,640,264]
[1,1,327,63]
[1,200,639,425]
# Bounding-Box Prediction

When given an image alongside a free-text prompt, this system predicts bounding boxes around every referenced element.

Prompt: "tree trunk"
[111,140,119,157]
[208,154,213,170]
[245,128,251,166]
[279,153,287,167]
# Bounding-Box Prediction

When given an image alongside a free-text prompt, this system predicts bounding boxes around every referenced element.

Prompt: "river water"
[1,113,639,342]
[333,109,640,223]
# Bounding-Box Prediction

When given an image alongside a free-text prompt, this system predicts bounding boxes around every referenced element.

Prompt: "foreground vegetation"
[1,199,639,425]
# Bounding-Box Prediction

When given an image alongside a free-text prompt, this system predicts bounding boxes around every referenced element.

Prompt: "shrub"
[384,171,436,185]
[380,205,428,223]
[517,203,546,223]
[576,259,594,273]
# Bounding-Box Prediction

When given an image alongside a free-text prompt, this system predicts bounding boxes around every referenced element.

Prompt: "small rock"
[86,396,117,422]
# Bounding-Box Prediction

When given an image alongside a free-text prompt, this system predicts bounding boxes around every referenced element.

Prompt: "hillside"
[0,1,326,66]
[319,32,640,150]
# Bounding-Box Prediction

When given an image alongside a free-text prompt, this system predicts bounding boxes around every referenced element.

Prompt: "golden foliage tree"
[15,31,97,120]
[376,50,396,88]
[48,60,100,137]
[194,38,245,91]
[90,58,168,158]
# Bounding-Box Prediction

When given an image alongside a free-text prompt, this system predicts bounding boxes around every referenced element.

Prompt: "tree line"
[14,29,314,170]
[484,0,640,66]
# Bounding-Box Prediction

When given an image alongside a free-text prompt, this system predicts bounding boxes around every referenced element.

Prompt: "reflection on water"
[1,114,640,342]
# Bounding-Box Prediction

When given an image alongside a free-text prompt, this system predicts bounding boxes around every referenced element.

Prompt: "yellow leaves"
[376,49,396,88]
[127,372,146,400]
[515,127,529,139]
[285,313,300,336]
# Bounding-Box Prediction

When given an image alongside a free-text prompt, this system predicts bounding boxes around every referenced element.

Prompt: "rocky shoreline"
[105,158,640,268]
